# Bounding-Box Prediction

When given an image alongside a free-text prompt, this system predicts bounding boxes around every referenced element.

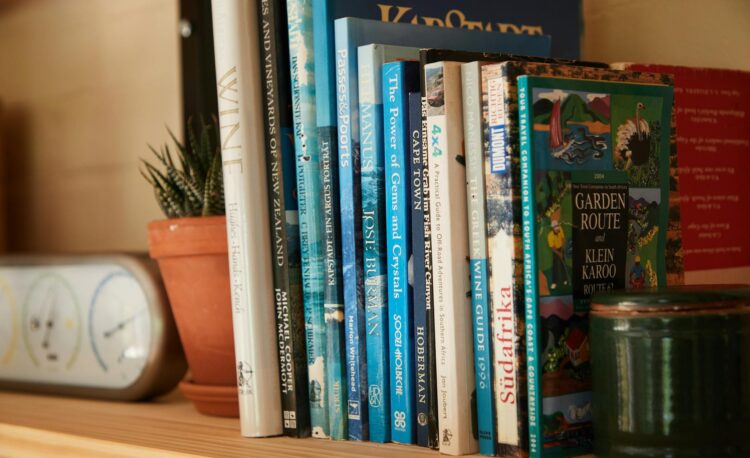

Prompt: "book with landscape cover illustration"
[518,75,673,457]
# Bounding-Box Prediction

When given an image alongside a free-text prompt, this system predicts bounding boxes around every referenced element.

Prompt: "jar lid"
[591,285,750,315]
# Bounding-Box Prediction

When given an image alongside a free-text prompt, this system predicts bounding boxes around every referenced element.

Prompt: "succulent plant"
[141,117,224,218]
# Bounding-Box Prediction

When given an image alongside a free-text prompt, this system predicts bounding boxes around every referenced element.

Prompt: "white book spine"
[425,61,478,456]
[485,66,521,447]
[211,0,283,437]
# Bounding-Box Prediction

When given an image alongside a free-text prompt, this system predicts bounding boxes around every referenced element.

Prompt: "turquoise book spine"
[382,60,419,444]
[286,0,329,438]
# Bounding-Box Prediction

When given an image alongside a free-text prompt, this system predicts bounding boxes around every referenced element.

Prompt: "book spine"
[319,126,347,440]
[211,0,282,438]
[357,45,390,444]
[312,0,347,440]
[383,61,418,445]
[517,76,541,457]
[408,90,430,448]
[425,61,478,456]
[419,62,439,451]
[334,19,369,442]
[286,0,329,439]
[461,62,496,456]
[256,0,310,437]
[485,64,525,455]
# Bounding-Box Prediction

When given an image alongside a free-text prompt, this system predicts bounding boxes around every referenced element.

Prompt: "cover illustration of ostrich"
[521,75,673,458]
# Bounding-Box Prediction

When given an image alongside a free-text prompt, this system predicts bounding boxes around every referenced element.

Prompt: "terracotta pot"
[148,215,238,417]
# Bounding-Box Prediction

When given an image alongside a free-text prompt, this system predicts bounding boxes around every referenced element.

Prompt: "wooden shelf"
[0,390,443,457]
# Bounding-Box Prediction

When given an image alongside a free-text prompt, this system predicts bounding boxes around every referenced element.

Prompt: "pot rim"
[147,215,228,259]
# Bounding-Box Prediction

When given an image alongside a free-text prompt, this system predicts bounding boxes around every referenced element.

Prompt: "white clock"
[0,255,186,400]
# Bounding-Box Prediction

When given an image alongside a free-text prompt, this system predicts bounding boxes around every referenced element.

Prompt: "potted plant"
[141,117,238,417]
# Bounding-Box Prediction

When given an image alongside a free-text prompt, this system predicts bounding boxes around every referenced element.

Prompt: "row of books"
[210,0,749,456]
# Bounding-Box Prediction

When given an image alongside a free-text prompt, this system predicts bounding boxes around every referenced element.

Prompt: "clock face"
[22,273,82,370]
[88,271,152,385]
[0,277,19,366]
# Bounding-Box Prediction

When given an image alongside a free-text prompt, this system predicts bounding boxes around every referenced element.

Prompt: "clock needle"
[103,308,147,339]
[29,283,56,331]
[41,288,58,350]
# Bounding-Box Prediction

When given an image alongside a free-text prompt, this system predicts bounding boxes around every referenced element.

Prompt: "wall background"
[0,0,748,252]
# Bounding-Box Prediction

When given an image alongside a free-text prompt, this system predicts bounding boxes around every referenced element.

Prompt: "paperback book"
[424,60,477,456]
[312,0,347,440]
[460,61,495,456]
[256,0,310,437]
[358,43,419,444]
[518,75,673,456]
[382,60,420,444]
[407,89,430,447]
[482,59,672,456]
[286,0,329,438]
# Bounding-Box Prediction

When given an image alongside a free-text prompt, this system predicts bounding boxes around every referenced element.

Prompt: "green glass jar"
[591,286,750,457]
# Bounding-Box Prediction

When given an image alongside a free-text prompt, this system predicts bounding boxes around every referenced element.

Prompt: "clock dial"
[22,273,82,370]
[0,277,19,365]
[89,271,152,385]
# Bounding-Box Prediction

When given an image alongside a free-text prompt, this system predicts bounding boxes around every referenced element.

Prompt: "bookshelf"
[0,1,747,456]
[0,390,443,457]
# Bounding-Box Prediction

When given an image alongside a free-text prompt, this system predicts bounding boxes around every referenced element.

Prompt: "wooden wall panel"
[0,0,181,252]
[583,0,750,71]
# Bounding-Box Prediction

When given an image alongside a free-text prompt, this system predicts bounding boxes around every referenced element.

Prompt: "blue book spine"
[324,5,368,440]
[313,0,347,440]
[286,0,329,439]
[383,61,419,444]
[461,61,496,455]
[357,44,390,444]
[407,90,430,447]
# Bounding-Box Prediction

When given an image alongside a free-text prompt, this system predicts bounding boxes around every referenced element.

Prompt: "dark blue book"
[383,60,420,444]
[330,0,580,58]
[407,90,430,447]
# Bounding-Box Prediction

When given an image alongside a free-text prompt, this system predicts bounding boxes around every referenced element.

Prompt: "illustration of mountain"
[534,94,609,125]
[588,96,610,119]
[533,98,554,121]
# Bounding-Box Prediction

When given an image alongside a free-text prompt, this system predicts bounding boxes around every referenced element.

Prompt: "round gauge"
[88,270,152,386]
[0,277,19,365]
[22,273,82,370]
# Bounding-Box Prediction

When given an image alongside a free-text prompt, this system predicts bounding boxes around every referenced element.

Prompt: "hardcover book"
[482,59,672,456]
[312,0,347,440]
[211,0,282,438]
[425,60,477,456]
[613,63,750,286]
[256,0,310,437]
[329,0,581,58]
[358,43,419,444]
[286,0,329,438]
[382,60,420,444]
[518,75,673,456]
